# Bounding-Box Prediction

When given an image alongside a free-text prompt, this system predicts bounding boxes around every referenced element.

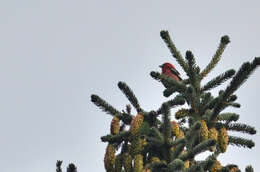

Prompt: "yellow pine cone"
[175,108,189,119]
[209,127,218,152]
[115,154,122,172]
[123,152,132,172]
[130,113,144,137]
[141,138,147,147]
[176,129,184,139]
[143,168,151,172]
[184,160,190,169]
[230,167,239,172]
[104,144,116,172]
[130,137,143,157]
[218,127,228,153]
[143,163,151,172]
[151,157,160,163]
[134,154,143,172]
[200,120,209,141]
[110,116,120,135]
[211,160,222,172]
[171,121,180,137]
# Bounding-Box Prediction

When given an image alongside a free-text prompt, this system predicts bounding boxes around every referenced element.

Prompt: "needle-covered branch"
[223,57,260,101]
[245,165,254,172]
[66,164,77,172]
[118,81,143,113]
[226,123,256,135]
[168,159,184,171]
[56,160,63,172]
[101,131,130,143]
[201,69,235,92]
[228,136,255,148]
[218,113,239,122]
[211,57,260,119]
[150,71,187,93]
[160,30,189,73]
[91,94,121,115]
[157,95,185,114]
[200,35,230,79]
[180,139,216,161]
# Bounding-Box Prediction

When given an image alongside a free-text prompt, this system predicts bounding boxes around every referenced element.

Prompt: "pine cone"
[211,160,222,172]
[115,154,123,172]
[123,152,132,172]
[218,127,228,153]
[134,154,143,172]
[104,144,116,172]
[176,129,184,139]
[172,121,180,137]
[130,113,144,137]
[130,137,143,157]
[110,116,120,135]
[175,108,189,119]
[184,160,190,169]
[200,120,209,141]
[209,127,218,151]
[230,167,239,172]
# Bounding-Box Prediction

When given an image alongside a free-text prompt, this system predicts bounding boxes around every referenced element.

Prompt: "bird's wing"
[170,68,182,80]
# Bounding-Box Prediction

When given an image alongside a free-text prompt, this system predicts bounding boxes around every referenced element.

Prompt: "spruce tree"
[58,30,259,171]
[90,31,259,172]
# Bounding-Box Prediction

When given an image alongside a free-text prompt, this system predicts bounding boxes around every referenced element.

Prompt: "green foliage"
[160,30,189,73]
[89,31,259,172]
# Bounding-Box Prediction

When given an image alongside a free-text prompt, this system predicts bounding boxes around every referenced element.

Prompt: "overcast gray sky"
[0,1,260,172]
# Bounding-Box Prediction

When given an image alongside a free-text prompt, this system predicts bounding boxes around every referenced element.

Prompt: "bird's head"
[159,62,175,72]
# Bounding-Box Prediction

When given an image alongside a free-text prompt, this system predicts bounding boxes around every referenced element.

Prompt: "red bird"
[159,63,182,88]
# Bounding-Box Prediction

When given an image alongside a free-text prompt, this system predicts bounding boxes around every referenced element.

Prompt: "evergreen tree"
[90,31,259,172]
[58,30,259,171]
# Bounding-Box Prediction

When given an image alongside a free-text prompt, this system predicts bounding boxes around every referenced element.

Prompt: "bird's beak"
[159,65,163,68]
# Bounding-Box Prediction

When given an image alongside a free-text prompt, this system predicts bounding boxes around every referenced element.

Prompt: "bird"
[159,62,182,88]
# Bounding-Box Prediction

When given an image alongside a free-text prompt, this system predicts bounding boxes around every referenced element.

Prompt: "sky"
[0,1,260,171]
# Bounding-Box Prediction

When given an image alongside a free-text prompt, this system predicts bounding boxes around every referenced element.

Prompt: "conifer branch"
[172,142,186,160]
[228,136,255,148]
[101,131,130,143]
[163,87,178,97]
[211,57,260,119]
[226,123,256,135]
[146,137,164,147]
[150,162,167,172]
[91,94,121,115]
[223,57,260,101]
[183,164,202,172]
[160,30,189,73]
[190,139,216,158]
[170,138,186,147]
[201,157,215,171]
[157,95,185,114]
[227,95,237,102]
[161,103,172,164]
[245,165,254,172]
[200,35,230,79]
[201,69,235,91]
[66,164,77,172]
[118,81,142,113]
[185,51,197,85]
[185,121,201,143]
[150,127,164,143]
[168,159,184,171]
[56,160,63,172]
[218,113,239,122]
[150,71,187,93]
